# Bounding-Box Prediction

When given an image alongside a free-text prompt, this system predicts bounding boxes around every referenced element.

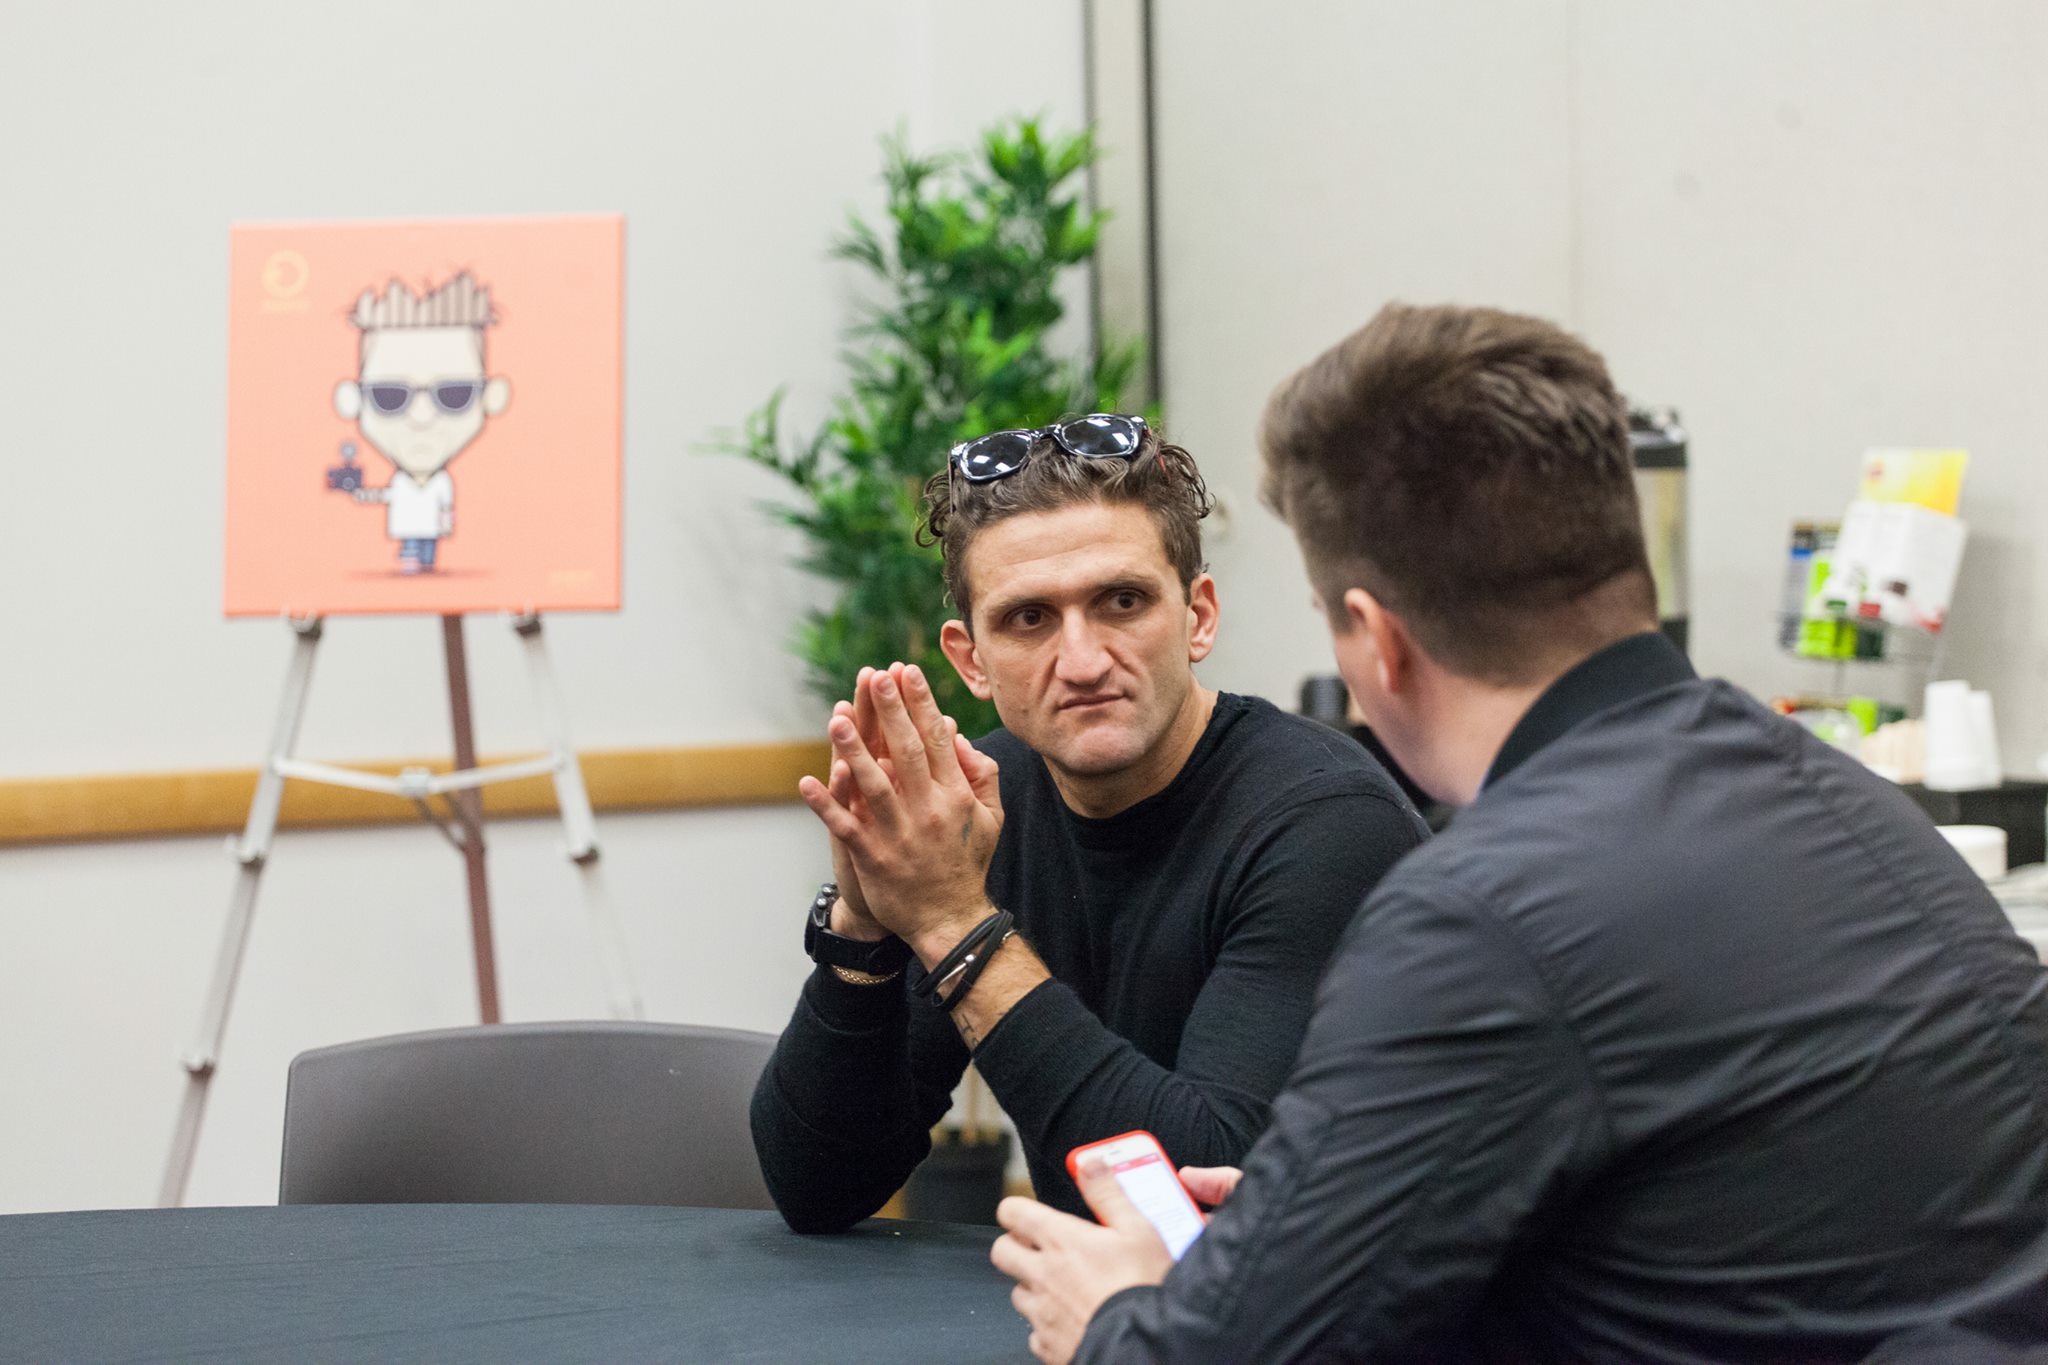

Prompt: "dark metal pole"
[441,614,501,1023]
[1139,0,1163,406]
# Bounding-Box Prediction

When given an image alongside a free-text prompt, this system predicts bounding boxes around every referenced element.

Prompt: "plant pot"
[903,1126,1013,1226]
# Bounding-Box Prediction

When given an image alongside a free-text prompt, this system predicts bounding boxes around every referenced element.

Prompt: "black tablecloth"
[0,1204,1029,1363]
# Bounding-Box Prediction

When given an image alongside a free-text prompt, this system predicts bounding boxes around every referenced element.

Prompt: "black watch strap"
[803,881,912,976]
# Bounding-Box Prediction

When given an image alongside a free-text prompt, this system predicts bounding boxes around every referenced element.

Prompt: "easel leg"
[160,616,323,1208]
[514,613,644,1020]
[569,858,643,1021]
[441,615,502,1024]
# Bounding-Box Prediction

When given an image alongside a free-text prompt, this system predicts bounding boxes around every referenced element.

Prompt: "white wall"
[0,0,1089,775]
[1153,1,2045,772]
[1572,0,2048,755]
[0,0,1089,1213]
[1149,0,1576,705]
[1,809,824,1213]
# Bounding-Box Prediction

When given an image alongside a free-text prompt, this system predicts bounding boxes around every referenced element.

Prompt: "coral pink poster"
[225,215,622,616]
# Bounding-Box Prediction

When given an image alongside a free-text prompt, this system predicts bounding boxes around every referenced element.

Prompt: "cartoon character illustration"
[328,272,509,574]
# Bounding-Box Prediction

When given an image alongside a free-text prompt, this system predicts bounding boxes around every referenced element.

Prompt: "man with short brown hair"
[1265,302,1655,688]
[993,307,2048,1363]
[751,417,1427,1233]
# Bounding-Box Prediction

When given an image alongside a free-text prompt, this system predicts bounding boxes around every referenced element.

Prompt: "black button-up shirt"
[1082,633,2048,1363]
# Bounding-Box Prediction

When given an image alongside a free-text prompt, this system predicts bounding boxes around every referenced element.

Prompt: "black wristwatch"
[803,881,912,977]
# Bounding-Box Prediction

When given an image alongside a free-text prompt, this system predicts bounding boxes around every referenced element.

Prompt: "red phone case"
[1065,1130,1207,1225]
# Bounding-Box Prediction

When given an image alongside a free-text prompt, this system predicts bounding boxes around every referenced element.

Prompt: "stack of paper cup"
[1923,680,2002,792]
[1938,824,2008,881]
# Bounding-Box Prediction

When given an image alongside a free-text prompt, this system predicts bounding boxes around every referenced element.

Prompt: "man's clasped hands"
[795,661,1245,1365]
[795,662,1005,966]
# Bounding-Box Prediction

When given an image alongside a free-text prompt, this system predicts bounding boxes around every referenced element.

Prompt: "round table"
[0,1204,1030,1362]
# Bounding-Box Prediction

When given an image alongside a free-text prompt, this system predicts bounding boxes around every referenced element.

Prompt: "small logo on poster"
[261,250,310,312]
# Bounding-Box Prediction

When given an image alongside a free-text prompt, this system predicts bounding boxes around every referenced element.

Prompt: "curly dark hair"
[918,427,1215,625]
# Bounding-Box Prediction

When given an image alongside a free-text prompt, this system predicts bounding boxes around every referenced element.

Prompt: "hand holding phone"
[1067,1130,1207,1260]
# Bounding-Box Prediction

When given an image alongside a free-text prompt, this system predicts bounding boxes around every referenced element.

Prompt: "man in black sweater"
[750,419,1427,1231]
[993,307,2048,1362]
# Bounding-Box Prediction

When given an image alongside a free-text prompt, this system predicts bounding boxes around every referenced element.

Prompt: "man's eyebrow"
[980,588,1049,620]
[982,572,1165,619]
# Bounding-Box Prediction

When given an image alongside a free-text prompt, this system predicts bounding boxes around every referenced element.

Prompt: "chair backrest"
[279,1020,778,1209]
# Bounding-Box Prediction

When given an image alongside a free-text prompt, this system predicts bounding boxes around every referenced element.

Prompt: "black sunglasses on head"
[949,413,1148,483]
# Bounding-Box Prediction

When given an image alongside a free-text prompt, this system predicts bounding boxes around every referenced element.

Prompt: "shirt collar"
[1484,631,1696,789]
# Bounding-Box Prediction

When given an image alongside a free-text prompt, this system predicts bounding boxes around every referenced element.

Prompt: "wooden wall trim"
[0,741,831,848]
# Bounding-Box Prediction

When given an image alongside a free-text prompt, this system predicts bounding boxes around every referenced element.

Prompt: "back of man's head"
[1259,303,1656,685]
[921,426,1214,625]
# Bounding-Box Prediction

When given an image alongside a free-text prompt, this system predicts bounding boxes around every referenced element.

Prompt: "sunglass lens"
[434,382,479,414]
[366,384,412,415]
[1058,414,1142,457]
[958,430,1035,480]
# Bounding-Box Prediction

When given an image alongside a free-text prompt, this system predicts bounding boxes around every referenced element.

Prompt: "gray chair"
[279,1020,778,1209]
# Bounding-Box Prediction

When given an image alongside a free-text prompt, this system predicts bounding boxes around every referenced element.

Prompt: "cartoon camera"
[325,442,363,493]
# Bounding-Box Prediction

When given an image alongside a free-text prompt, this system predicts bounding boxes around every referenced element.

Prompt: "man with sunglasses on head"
[749,415,1429,1232]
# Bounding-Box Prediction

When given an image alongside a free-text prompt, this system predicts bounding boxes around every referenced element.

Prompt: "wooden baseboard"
[0,741,831,847]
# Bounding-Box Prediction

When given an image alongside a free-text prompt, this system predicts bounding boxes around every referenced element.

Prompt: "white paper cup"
[1924,681,2000,791]
[1939,824,2008,881]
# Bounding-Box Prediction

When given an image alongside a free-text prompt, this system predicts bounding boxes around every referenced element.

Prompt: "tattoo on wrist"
[958,813,974,847]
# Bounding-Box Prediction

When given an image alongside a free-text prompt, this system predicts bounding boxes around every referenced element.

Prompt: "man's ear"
[938,619,991,700]
[483,377,510,417]
[1184,573,1220,665]
[1344,586,1412,697]
[333,380,362,420]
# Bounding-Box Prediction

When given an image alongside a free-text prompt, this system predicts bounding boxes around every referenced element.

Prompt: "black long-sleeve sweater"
[749,693,1428,1230]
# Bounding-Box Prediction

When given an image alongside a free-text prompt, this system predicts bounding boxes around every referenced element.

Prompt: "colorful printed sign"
[225,216,623,616]
[1858,447,1969,517]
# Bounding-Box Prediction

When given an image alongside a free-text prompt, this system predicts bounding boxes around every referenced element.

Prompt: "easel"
[158,611,644,1208]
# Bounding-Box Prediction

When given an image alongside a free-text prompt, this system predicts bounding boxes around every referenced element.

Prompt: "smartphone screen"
[1068,1132,1207,1260]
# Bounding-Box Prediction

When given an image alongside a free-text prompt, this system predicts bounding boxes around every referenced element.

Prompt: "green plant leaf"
[707,117,1152,732]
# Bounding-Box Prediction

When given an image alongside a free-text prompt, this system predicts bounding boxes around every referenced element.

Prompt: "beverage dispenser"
[1629,406,1689,655]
